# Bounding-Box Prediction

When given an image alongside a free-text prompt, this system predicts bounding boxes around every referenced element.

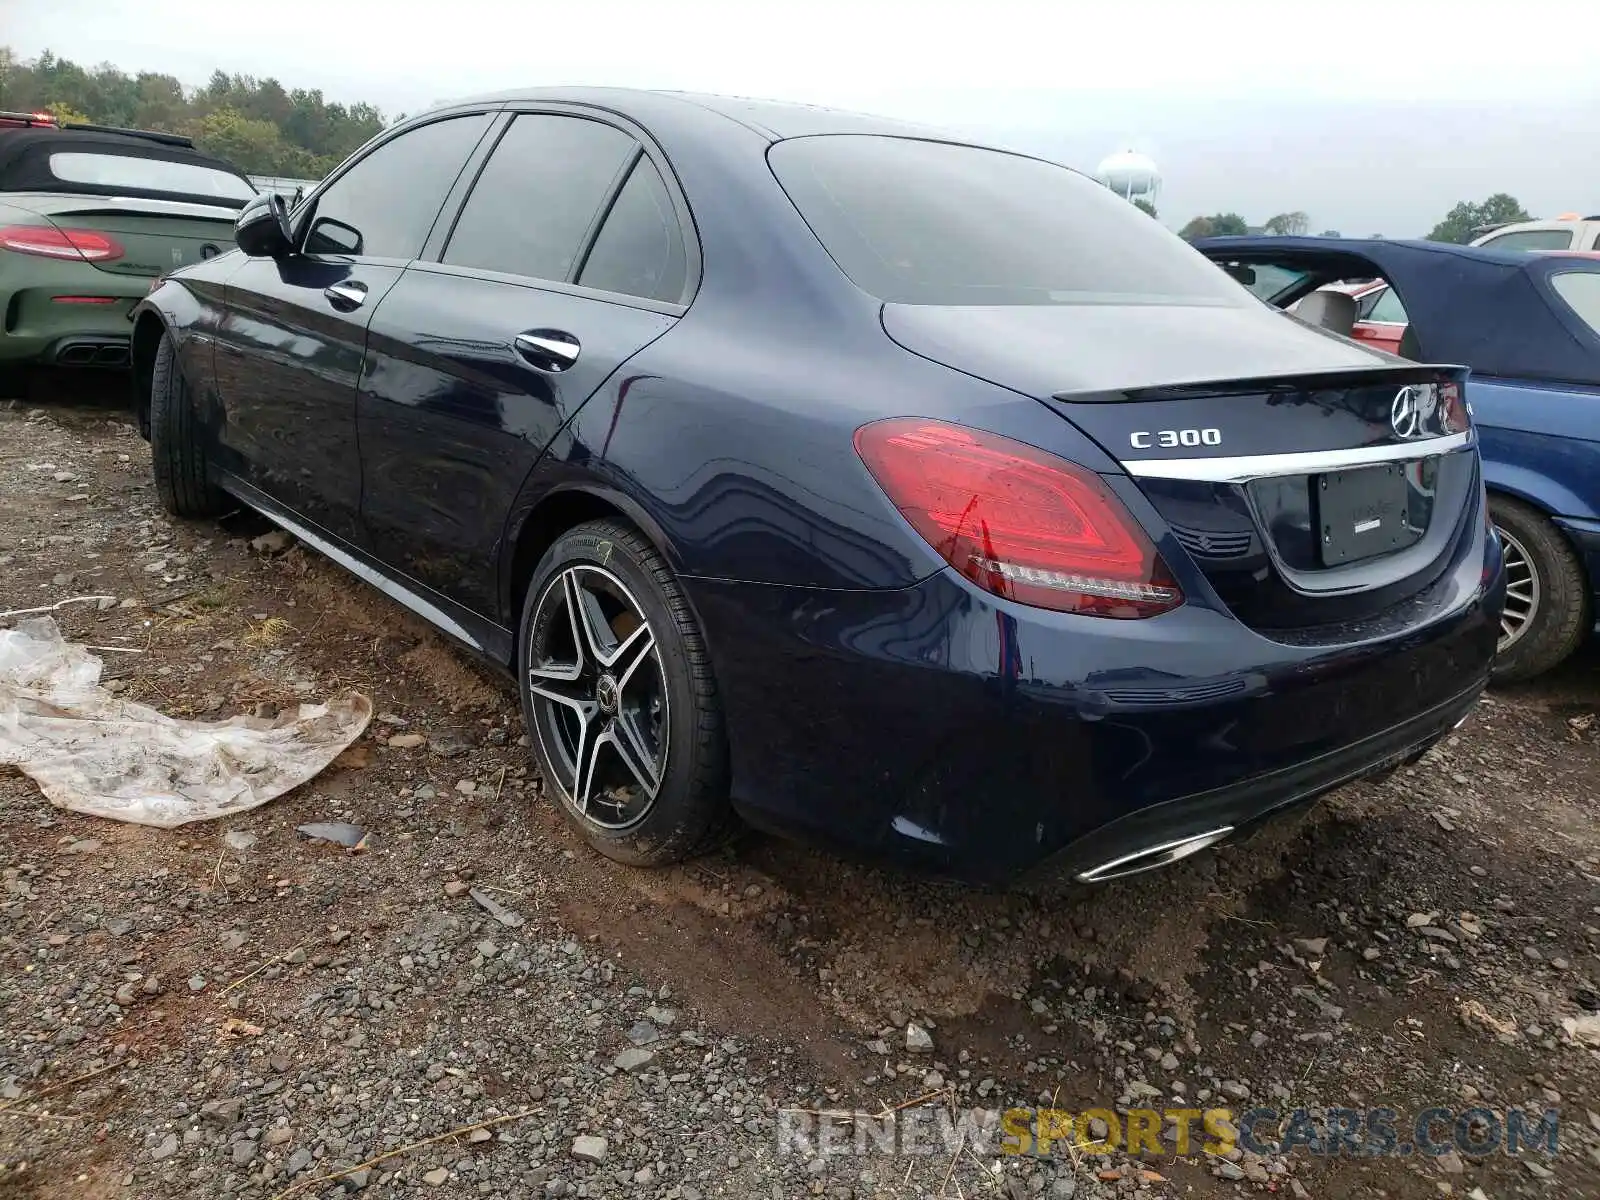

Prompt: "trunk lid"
[2,193,237,277]
[882,300,1396,404]
[882,302,1478,641]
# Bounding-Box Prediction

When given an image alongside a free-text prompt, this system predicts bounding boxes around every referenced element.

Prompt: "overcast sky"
[7,0,1599,235]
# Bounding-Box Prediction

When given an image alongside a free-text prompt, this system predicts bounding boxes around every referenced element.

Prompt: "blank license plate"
[1317,464,1410,566]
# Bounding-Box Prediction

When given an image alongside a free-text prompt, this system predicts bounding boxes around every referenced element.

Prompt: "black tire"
[1490,493,1589,682]
[149,331,225,519]
[517,518,731,865]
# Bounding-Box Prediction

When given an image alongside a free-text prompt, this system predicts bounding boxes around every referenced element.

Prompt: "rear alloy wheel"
[1489,494,1589,682]
[149,331,226,519]
[518,519,729,864]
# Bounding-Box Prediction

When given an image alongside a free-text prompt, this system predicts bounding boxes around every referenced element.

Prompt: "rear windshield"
[47,151,255,203]
[768,135,1248,307]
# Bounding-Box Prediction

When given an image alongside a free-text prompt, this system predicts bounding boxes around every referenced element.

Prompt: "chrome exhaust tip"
[1075,826,1235,884]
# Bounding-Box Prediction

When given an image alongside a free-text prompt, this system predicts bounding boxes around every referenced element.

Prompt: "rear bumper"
[687,526,1502,884]
[1028,678,1482,884]
[0,261,147,364]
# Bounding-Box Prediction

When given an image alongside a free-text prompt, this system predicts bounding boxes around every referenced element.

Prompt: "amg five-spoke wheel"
[527,564,667,829]
[518,519,730,864]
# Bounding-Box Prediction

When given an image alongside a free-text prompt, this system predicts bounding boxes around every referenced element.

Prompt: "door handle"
[323,281,368,311]
[514,330,581,373]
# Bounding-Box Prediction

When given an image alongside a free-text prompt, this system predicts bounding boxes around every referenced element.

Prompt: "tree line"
[0,46,389,178]
[1169,194,1533,243]
[1,45,1551,238]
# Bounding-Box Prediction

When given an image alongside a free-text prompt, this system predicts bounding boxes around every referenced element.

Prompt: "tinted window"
[578,158,687,302]
[1551,272,1600,335]
[1480,228,1575,252]
[1367,286,1408,323]
[304,114,490,259]
[444,115,634,281]
[769,135,1247,306]
[48,152,254,202]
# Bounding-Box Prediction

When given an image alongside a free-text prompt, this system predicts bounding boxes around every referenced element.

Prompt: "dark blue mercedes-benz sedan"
[130,88,1503,884]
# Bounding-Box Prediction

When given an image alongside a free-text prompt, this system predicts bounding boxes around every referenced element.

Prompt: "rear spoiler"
[62,122,195,149]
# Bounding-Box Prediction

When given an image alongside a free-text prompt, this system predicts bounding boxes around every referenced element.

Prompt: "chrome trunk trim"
[1123,430,1472,482]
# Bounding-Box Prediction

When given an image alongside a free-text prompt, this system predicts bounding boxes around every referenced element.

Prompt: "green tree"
[0,44,390,178]
[44,100,93,125]
[189,106,322,175]
[1263,211,1310,236]
[0,46,16,109]
[1132,198,1157,218]
[1179,212,1249,240]
[1425,194,1530,244]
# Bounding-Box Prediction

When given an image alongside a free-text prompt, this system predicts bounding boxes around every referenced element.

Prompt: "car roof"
[1196,234,1537,267]
[436,85,953,141]
[1194,235,1600,388]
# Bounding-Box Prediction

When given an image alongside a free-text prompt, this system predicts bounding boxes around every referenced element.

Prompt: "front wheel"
[1490,494,1589,682]
[149,331,225,519]
[517,519,730,865]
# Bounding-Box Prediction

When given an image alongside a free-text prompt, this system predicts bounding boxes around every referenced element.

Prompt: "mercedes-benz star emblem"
[1390,386,1423,439]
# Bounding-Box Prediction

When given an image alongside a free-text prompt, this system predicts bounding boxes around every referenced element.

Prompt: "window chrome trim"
[1122,430,1472,482]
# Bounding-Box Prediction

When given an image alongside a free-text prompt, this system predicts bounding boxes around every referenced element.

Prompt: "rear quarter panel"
[517,294,1124,592]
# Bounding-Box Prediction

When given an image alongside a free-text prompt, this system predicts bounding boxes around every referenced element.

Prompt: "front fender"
[130,282,219,438]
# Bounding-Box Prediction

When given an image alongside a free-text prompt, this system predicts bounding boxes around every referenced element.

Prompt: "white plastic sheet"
[0,616,371,827]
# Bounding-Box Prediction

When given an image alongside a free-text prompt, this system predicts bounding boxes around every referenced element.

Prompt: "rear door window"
[769,134,1248,307]
[303,113,492,260]
[443,114,635,283]
[577,157,687,303]
[1550,272,1600,335]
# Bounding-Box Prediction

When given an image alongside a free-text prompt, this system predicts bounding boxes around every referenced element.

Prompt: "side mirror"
[1221,262,1257,286]
[235,192,294,258]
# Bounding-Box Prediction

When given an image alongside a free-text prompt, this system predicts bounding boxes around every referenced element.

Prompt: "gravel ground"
[1,396,1598,1200]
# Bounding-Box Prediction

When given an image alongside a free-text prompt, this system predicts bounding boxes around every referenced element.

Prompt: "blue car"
[132,90,1500,884]
[1197,237,1600,680]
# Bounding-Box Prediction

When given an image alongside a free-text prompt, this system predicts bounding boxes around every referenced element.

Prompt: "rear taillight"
[0,225,124,262]
[854,418,1184,619]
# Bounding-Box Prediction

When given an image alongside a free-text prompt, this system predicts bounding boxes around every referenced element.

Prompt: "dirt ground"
[2,394,1598,1200]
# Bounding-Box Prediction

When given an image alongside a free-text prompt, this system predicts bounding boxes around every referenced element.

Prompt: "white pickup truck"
[1472,214,1600,252]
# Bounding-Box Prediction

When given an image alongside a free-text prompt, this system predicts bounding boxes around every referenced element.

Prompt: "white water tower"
[1095,149,1160,206]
